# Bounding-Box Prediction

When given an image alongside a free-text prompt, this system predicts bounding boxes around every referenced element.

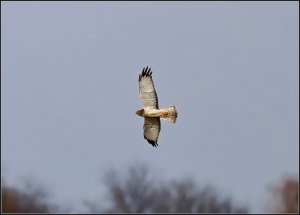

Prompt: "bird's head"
[135,109,144,116]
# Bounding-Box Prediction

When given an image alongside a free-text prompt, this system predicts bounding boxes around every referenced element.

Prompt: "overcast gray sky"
[1,1,299,212]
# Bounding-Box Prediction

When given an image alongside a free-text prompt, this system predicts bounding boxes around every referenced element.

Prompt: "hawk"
[136,66,178,147]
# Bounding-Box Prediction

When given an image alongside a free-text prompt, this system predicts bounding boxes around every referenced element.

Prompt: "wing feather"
[139,66,159,109]
[143,117,161,147]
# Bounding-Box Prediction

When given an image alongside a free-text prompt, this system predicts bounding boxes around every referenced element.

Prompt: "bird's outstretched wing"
[139,66,159,109]
[144,117,161,147]
[138,66,161,147]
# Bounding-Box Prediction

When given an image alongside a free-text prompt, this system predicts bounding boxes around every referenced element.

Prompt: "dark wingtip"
[149,140,158,147]
[140,66,152,79]
[144,135,158,147]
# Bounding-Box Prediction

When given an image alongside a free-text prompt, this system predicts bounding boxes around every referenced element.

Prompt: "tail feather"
[162,106,178,123]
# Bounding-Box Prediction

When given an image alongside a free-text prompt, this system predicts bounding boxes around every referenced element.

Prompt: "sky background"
[1,1,299,212]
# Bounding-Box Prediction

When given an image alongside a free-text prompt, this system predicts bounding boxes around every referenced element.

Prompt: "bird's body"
[136,66,178,147]
[136,106,177,122]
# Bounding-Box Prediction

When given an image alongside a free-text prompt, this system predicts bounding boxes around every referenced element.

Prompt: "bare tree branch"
[90,164,249,213]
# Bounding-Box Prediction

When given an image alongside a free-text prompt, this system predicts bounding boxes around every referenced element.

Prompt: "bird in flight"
[136,66,178,147]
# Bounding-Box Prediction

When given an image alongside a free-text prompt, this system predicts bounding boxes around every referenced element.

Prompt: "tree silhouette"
[267,175,298,213]
[2,181,52,213]
[86,164,248,213]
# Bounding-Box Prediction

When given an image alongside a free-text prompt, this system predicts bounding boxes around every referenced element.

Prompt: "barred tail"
[162,105,178,123]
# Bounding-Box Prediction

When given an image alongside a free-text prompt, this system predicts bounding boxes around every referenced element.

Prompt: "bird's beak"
[135,109,142,116]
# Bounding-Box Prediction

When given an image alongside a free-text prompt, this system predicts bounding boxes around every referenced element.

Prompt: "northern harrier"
[136,66,178,147]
